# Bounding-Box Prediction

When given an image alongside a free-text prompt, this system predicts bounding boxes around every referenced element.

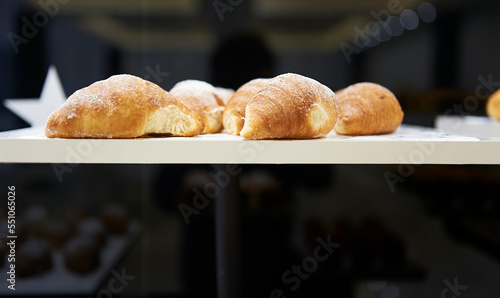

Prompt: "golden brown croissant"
[45,74,204,138]
[170,80,224,134]
[213,87,235,106]
[222,78,269,135]
[239,73,338,139]
[334,82,403,135]
[486,89,500,121]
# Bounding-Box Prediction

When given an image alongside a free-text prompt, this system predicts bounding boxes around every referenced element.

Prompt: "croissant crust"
[44,74,204,138]
[222,78,269,135]
[170,80,224,134]
[334,82,403,135]
[240,73,338,139]
[487,89,500,121]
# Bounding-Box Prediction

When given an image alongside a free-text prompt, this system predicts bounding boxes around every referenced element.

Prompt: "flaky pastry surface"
[240,73,337,139]
[170,80,224,134]
[222,78,269,135]
[213,87,235,106]
[334,82,403,135]
[45,74,203,138]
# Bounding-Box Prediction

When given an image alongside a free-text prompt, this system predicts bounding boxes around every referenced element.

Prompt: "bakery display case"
[1,124,500,297]
[2,0,500,297]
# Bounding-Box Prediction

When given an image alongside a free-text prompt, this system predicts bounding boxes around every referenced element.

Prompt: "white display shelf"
[436,115,500,138]
[1,125,500,164]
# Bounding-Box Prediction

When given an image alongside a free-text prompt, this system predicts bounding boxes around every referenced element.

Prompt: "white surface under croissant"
[2,125,497,165]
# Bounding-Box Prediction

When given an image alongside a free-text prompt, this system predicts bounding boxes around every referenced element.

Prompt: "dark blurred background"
[2,0,500,130]
[1,0,500,297]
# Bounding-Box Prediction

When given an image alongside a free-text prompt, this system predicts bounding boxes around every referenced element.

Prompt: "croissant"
[486,89,500,121]
[214,87,235,106]
[44,74,204,138]
[334,82,403,135]
[239,73,338,139]
[170,80,224,134]
[222,78,269,135]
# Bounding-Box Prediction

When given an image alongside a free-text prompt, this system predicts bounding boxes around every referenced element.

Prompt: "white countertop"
[0,125,498,164]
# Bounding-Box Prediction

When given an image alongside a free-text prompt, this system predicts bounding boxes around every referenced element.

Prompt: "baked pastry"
[170,80,225,134]
[62,208,88,234]
[63,235,100,273]
[239,73,337,139]
[78,218,107,247]
[214,87,235,106]
[222,78,269,135]
[23,205,49,236]
[486,89,500,121]
[38,219,70,249]
[100,203,129,234]
[334,82,404,135]
[45,74,204,138]
[17,238,53,277]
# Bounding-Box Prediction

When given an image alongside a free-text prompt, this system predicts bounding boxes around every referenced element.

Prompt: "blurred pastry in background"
[78,217,107,247]
[17,238,53,277]
[38,219,71,249]
[63,235,100,274]
[62,207,88,234]
[486,89,500,121]
[240,169,281,209]
[100,203,129,234]
[23,205,49,237]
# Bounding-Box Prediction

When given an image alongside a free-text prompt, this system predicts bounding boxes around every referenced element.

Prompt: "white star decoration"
[3,66,67,127]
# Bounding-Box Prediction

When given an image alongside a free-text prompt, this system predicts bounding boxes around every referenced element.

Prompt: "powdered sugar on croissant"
[213,87,235,106]
[240,73,338,139]
[45,74,204,138]
[223,78,269,135]
[170,80,225,134]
